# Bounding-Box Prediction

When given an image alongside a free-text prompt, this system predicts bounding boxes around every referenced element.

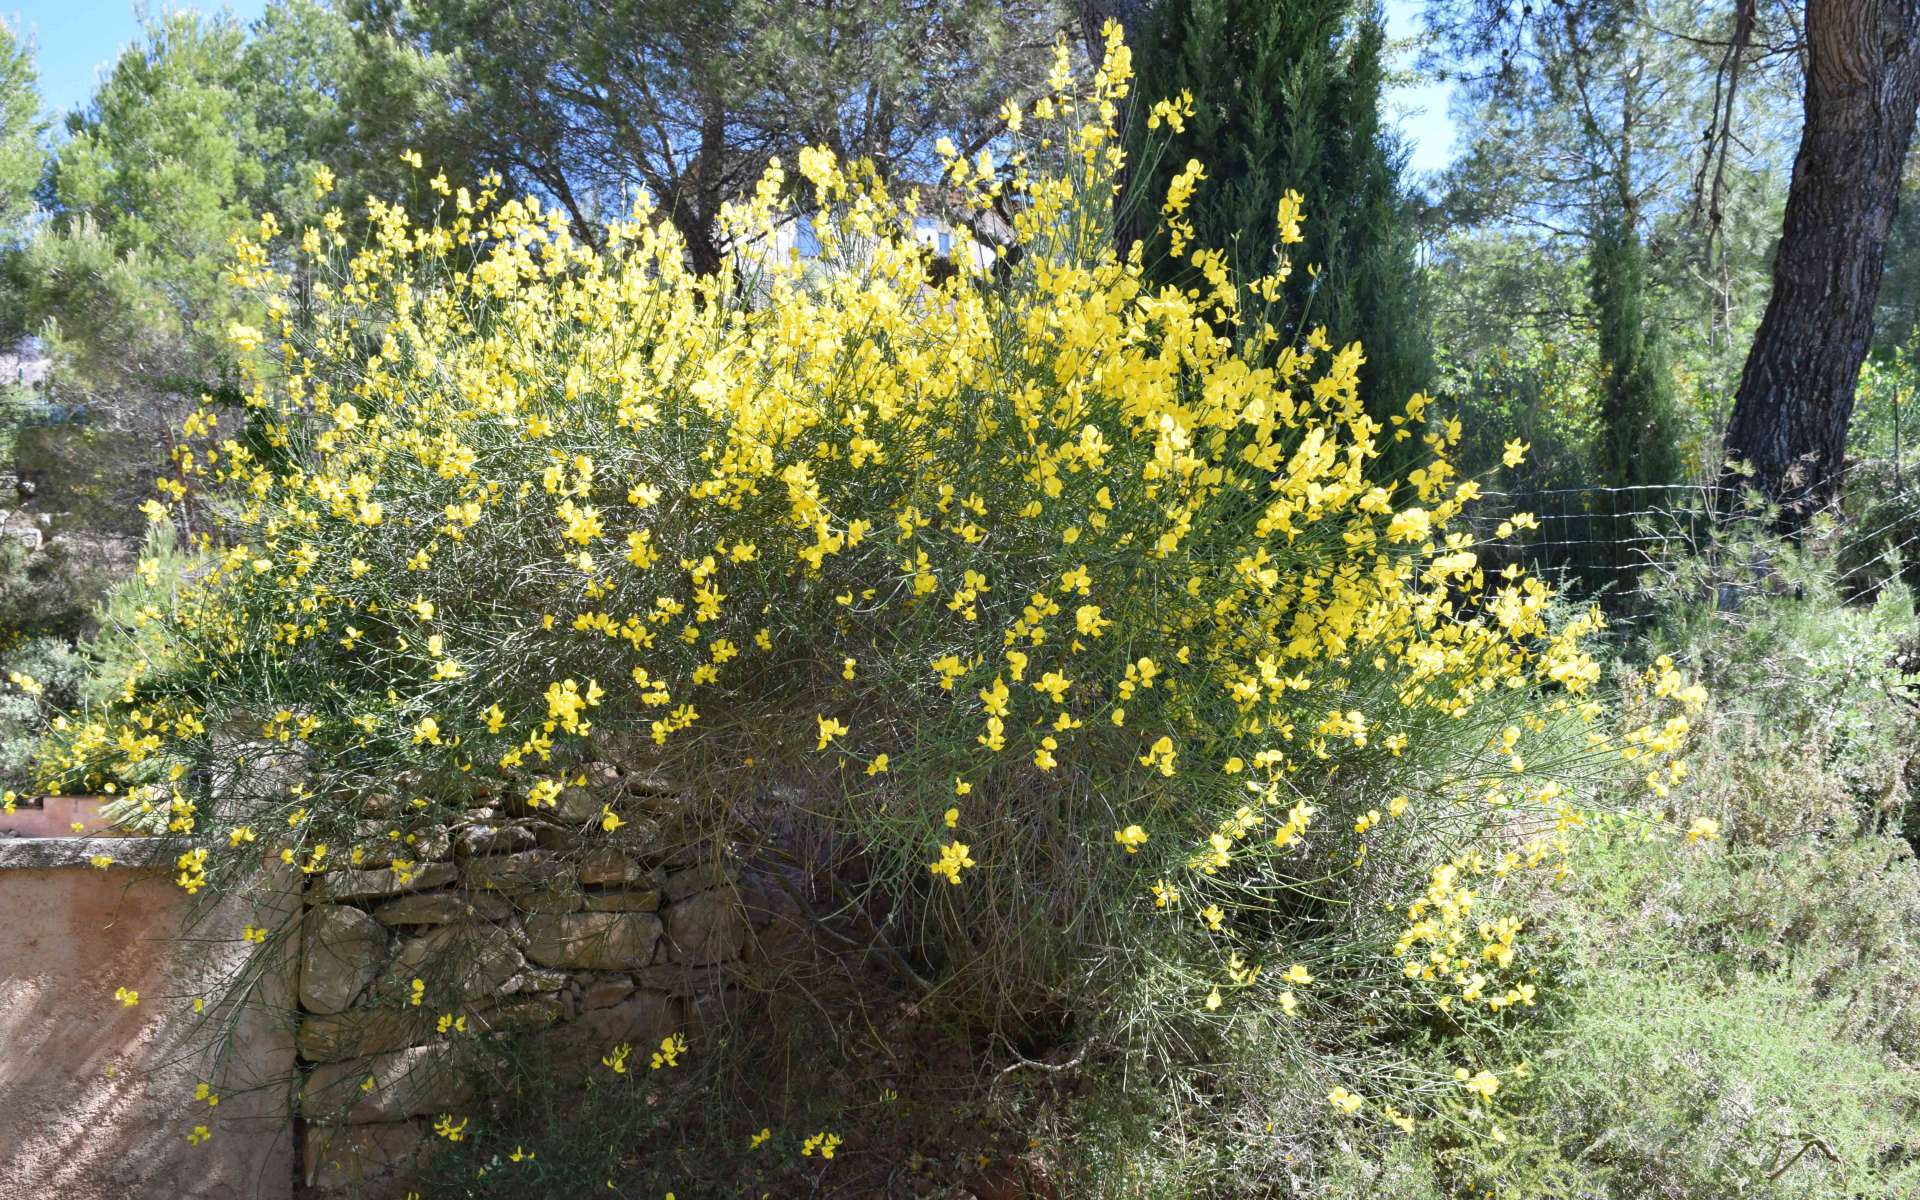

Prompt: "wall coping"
[0,835,161,871]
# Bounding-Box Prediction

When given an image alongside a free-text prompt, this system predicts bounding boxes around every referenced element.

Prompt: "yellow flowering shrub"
[41,23,1704,1162]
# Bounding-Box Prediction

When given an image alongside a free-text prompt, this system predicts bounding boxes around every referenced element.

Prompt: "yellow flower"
[1285,963,1314,985]
[186,1125,211,1146]
[815,715,849,751]
[114,987,140,1008]
[412,716,441,745]
[1502,439,1531,468]
[1327,1087,1363,1114]
[928,840,976,885]
[800,1131,843,1159]
[649,1033,687,1069]
[749,1127,772,1149]
[1457,1067,1501,1100]
[600,804,625,833]
[601,1043,632,1074]
[1114,825,1148,854]
[1686,815,1720,843]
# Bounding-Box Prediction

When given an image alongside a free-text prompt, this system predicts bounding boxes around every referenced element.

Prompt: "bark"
[1721,0,1920,528]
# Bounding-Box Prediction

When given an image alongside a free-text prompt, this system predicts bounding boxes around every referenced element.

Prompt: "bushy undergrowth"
[34,28,1710,1192]
[1405,538,1920,1200]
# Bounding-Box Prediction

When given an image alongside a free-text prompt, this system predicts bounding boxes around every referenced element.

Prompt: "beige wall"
[0,837,297,1200]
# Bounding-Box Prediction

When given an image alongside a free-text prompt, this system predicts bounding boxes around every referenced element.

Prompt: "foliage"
[1588,210,1681,488]
[350,0,1067,272]
[1129,0,1432,450]
[35,29,1705,1185]
[0,17,41,238]
[1422,0,1801,486]
[1438,542,1920,1199]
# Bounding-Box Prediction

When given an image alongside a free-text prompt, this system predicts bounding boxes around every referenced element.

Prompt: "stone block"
[301,905,388,1016]
[664,862,733,902]
[634,962,727,998]
[472,991,574,1031]
[301,1043,473,1122]
[523,911,661,970]
[581,975,635,1010]
[514,881,586,914]
[454,821,537,858]
[302,1118,435,1189]
[464,849,573,892]
[373,890,512,926]
[502,967,570,994]
[308,862,457,904]
[663,889,746,965]
[578,845,648,887]
[381,922,524,1004]
[352,823,451,866]
[582,888,661,912]
[298,1006,436,1062]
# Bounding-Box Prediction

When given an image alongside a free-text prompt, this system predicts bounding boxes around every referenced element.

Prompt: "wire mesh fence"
[1467,462,1920,624]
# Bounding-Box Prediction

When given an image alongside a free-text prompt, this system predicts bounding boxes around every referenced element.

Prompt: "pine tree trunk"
[1721,0,1920,528]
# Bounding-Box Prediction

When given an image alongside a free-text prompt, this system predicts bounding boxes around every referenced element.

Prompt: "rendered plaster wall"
[0,837,299,1200]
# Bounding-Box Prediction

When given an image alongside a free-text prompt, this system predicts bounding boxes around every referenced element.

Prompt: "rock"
[578,845,648,887]
[382,922,525,1003]
[514,882,585,914]
[302,1118,435,1188]
[502,967,571,995]
[740,879,812,965]
[471,992,574,1030]
[301,905,389,1016]
[664,889,746,965]
[465,849,573,892]
[298,1007,436,1062]
[551,785,601,824]
[308,862,457,904]
[523,911,661,970]
[4,526,40,552]
[581,976,635,1010]
[301,1043,473,1122]
[454,821,537,858]
[634,962,726,997]
[374,891,512,926]
[353,823,452,867]
[582,888,661,912]
[664,862,732,902]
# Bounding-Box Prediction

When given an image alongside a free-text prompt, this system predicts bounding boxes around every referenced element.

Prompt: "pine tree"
[1127,0,1431,450]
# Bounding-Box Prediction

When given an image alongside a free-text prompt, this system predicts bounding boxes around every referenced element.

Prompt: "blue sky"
[6,1,268,119]
[6,0,1460,170]
[1383,0,1459,176]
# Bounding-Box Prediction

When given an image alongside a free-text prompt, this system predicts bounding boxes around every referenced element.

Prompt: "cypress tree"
[1588,209,1681,488]
[1127,0,1431,457]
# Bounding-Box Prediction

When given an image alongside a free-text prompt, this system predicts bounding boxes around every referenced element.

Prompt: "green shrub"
[40,29,1702,1189]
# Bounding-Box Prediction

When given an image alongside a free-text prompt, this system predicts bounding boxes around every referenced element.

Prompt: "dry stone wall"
[295,763,799,1194]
